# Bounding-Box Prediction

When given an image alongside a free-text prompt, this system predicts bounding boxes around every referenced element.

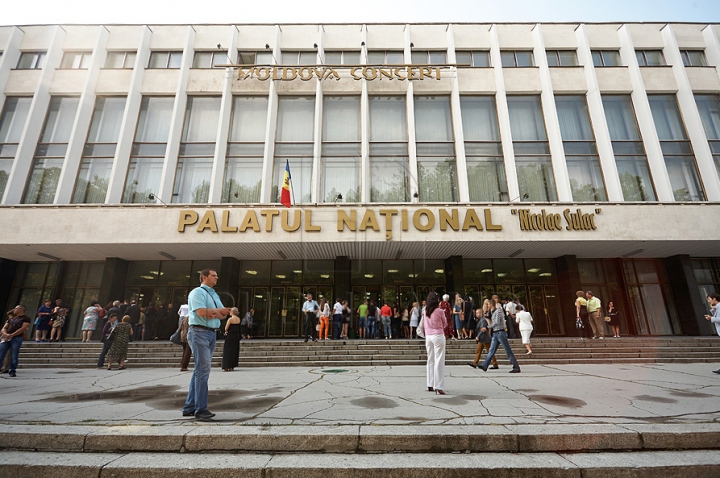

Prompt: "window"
[60,51,92,69]
[546,50,578,67]
[411,50,447,64]
[0,97,32,199]
[591,50,621,67]
[680,50,707,67]
[193,51,231,69]
[369,96,408,202]
[272,97,315,204]
[280,51,317,65]
[367,51,404,65]
[17,51,46,69]
[322,96,361,203]
[72,97,127,204]
[623,259,679,335]
[602,95,656,201]
[556,96,606,201]
[456,51,490,68]
[237,51,274,65]
[507,96,557,202]
[415,96,457,202]
[104,51,137,69]
[324,51,360,65]
[636,50,665,67]
[173,97,221,203]
[648,94,705,201]
[223,96,267,203]
[460,96,506,201]
[123,96,174,203]
[694,94,720,179]
[148,51,183,69]
[23,97,80,204]
[501,51,534,67]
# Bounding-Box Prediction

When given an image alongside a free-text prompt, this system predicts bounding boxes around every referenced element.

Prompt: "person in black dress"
[222,307,241,371]
[607,301,621,338]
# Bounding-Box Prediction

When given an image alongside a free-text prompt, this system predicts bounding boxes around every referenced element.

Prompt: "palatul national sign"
[178,207,601,240]
[236,65,444,81]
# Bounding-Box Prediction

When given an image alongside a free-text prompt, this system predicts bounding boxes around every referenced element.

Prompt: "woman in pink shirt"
[420,292,448,395]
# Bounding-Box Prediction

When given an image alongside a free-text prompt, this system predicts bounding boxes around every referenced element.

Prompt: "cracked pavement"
[0,363,719,426]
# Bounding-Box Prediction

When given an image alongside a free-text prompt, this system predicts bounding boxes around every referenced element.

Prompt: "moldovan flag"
[280,159,292,208]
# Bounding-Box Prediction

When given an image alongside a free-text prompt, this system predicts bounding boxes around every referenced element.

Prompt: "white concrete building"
[0,22,718,339]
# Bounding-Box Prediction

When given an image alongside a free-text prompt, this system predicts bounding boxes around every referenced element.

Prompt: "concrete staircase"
[14,336,720,369]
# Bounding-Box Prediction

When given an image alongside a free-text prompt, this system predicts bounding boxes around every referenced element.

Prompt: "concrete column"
[334,256,352,305]
[105,27,151,204]
[0,27,23,123]
[259,25,281,203]
[405,25,419,202]
[54,26,109,204]
[555,254,582,336]
[157,26,195,203]
[218,257,240,307]
[360,25,370,203]
[208,27,239,204]
[311,25,324,204]
[533,24,572,202]
[447,24,469,202]
[0,259,19,315]
[444,255,464,298]
[490,24,519,202]
[3,26,66,204]
[662,24,720,201]
[617,25,675,201]
[98,257,129,308]
[576,24,625,202]
[665,255,710,336]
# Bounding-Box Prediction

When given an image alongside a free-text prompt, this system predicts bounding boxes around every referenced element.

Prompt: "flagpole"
[288,165,296,206]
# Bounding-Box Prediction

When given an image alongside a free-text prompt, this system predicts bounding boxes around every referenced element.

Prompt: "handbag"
[170,329,182,345]
[604,316,612,323]
[103,332,114,345]
[34,317,41,325]
[416,316,425,338]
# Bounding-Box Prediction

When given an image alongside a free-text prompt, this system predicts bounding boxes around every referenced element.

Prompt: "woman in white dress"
[515,304,534,355]
[409,302,420,338]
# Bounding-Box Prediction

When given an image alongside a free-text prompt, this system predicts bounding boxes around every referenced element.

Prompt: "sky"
[3,0,720,26]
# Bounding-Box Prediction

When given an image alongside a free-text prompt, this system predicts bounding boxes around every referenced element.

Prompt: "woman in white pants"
[420,291,448,395]
[515,305,534,355]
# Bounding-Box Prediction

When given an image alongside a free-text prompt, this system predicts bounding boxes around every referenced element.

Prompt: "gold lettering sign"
[512,208,600,231]
[236,65,443,81]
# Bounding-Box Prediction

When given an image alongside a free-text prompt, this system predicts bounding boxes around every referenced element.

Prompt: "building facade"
[0,22,719,339]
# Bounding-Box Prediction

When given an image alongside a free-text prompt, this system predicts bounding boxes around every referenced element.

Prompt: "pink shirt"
[423,308,447,336]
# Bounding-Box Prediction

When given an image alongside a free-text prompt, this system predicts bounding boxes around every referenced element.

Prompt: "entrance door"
[268,287,302,337]
[527,285,564,336]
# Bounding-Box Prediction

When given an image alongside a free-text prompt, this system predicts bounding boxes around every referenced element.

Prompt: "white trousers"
[425,334,446,391]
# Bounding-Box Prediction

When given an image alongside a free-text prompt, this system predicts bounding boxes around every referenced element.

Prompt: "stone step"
[2,450,720,477]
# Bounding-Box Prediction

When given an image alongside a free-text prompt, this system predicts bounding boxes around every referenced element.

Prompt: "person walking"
[704,293,720,374]
[34,299,54,342]
[586,291,604,339]
[479,298,521,373]
[380,302,393,339]
[106,315,133,371]
[409,302,420,338]
[222,308,241,371]
[420,292,448,395]
[96,313,118,369]
[318,298,330,340]
[366,300,378,339]
[301,293,319,343]
[575,290,589,339]
[607,301,621,338]
[332,298,343,340]
[0,305,31,377]
[357,299,368,339]
[468,306,498,369]
[182,268,231,420]
[515,305,534,355]
[241,308,254,339]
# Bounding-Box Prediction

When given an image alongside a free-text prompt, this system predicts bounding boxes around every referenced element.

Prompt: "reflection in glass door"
[527,285,564,336]
[268,287,302,337]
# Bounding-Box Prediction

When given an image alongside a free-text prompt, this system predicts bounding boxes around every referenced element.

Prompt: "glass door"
[269,288,284,337]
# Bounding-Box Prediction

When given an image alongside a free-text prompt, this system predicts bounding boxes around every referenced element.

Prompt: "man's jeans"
[304,312,317,340]
[96,340,111,367]
[0,336,23,373]
[481,330,520,371]
[332,314,342,339]
[381,316,392,337]
[183,327,216,414]
[367,316,376,339]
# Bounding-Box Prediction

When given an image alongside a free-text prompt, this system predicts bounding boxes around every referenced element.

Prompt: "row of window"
[1,92,718,206]
[12,47,709,71]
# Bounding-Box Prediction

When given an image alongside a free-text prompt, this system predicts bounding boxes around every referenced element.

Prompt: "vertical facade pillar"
[555,254,582,336]
[445,255,464,298]
[334,256,352,306]
[0,259,19,314]
[665,255,709,336]
[98,258,129,306]
[218,257,240,307]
